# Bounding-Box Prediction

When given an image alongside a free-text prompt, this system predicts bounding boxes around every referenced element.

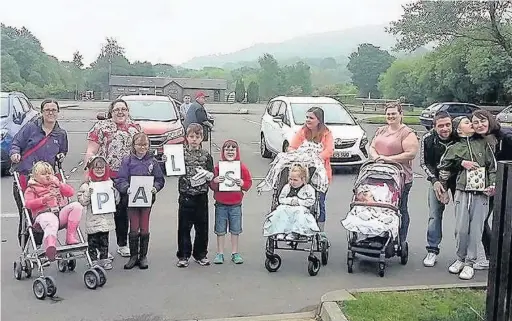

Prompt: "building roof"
[109,75,227,90]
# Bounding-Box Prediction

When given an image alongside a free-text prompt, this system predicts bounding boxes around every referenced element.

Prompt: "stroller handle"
[10,154,65,176]
[365,158,404,171]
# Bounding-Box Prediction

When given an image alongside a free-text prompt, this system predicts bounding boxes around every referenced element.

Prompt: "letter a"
[133,186,148,204]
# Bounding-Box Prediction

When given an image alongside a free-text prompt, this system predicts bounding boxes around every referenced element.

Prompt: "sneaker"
[459,265,475,280]
[276,234,285,240]
[195,257,210,266]
[213,253,224,264]
[176,258,189,268]
[90,260,99,268]
[231,253,244,264]
[423,253,437,267]
[448,260,465,274]
[102,259,113,270]
[285,234,297,241]
[96,250,115,261]
[117,246,130,257]
[473,259,489,270]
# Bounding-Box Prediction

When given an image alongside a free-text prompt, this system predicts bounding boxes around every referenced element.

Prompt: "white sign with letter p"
[219,161,241,192]
[163,144,186,176]
[91,180,116,214]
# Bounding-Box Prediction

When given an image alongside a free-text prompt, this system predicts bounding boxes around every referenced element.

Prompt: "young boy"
[210,140,252,264]
[176,123,215,267]
[438,116,496,280]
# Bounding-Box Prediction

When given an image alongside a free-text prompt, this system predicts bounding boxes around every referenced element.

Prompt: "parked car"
[1,92,39,175]
[259,96,369,169]
[97,95,185,164]
[496,105,512,128]
[419,102,480,130]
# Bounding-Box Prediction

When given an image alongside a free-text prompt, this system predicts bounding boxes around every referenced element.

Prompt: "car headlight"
[0,129,8,141]
[360,134,368,148]
[166,127,184,140]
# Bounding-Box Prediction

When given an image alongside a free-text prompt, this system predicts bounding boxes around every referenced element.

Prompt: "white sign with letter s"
[91,180,116,214]
[128,176,154,207]
[163,144,186,176]
[219,161,241,192]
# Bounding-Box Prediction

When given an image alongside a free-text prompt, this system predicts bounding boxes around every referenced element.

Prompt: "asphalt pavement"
[0,103,487,321]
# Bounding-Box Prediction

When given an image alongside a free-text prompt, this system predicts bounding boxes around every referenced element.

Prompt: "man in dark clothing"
[183,92,213,142]
[420,111,457,267]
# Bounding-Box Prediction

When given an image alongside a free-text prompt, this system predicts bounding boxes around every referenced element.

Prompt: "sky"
[1,0,411,66]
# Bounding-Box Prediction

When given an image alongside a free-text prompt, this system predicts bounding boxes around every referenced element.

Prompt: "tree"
[72,51,84,69]
[320,57,337,69]
[387,1,512,58]
[235,79,245,102]
[347,43,396,98]
[247,81,259,103]
[258,53,283,99]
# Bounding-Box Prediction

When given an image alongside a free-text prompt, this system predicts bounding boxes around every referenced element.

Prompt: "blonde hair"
[31,161,55,177]
[289,163,309,183]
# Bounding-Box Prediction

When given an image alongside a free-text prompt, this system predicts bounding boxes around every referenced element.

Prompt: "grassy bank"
[340,288,486,321]
[362,115,421,125]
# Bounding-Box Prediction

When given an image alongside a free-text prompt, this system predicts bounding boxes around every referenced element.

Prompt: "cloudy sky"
[2,0,410,66]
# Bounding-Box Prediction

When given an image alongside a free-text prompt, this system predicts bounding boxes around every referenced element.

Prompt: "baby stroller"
[342,160,409,277]
[261,165,329,276]
[12,159,107,300]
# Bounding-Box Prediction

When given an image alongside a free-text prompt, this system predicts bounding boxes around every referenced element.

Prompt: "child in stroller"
[341,160,409,277]
[261,163,329,276]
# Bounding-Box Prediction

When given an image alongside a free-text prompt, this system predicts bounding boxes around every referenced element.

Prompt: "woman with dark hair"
[288,107,334,232]
[471,109,512,269]
[10,99,68,247]
[369,102,419,243]
[85,98,141,258]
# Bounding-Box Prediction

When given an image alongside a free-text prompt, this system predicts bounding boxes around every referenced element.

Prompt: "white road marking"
[1,213,19,218]
[242,118,261,125]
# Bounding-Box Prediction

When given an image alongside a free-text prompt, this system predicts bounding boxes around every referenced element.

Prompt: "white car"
[259,96,369,168]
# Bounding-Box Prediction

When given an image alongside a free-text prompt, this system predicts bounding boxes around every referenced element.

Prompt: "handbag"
[465,143,486,192]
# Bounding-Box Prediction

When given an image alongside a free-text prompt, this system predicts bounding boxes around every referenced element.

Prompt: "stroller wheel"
[33,278,48,300]
[44,276,57,297]
[264,254,282,272]
[94,266,107,287]
[400,242,409,265]
[67,254,77,271]
[378,262,386,277]
[13,261,23,280]
[57,260,67,273]
[83,269,100,290]
[321,242,329,265]
[308,257,321,276]
[25,260,33,278]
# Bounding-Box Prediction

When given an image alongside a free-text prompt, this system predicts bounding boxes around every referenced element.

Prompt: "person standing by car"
[179,95,192,120]
[420,111,457,267]
[9,99,68,248]
[369,102,419,243]
[183,92,213,142]
[288,107,334,232]
[471,109,512,270]
[84,98,141,258]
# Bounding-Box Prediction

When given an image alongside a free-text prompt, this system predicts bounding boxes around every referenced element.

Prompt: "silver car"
[496,105,512,128]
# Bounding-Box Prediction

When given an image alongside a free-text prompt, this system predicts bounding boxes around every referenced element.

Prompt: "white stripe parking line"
[1,213,19,218]
[242,118,261,125]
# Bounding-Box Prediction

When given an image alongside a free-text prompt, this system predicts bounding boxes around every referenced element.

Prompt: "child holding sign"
[176,123,215,268]
[77,155,119,270]
[210,139,252,264]
[116,133,166,270]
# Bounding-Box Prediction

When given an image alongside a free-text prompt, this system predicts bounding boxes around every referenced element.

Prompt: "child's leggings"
[34,202,83,245]
[128,208,152,234]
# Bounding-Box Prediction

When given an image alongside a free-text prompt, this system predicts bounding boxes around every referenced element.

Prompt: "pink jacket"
[24,177,75,218]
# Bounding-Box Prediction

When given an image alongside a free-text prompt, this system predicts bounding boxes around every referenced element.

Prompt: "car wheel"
[260,134,272,158]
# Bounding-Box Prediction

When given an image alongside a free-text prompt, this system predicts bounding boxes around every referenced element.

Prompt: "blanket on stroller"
[341,183,400,239]
[263,205,320,237]
[256,141,329,193]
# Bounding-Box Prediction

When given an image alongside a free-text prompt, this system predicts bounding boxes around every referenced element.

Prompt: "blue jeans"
[214,203,242,235]
[399,182,412,242]
[319,192,327,223]
[426,185,445,254]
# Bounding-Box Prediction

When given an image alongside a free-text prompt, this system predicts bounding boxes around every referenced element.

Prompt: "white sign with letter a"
[219,161,241,192]
[128,176,154,207]
[91,180,116,214]
[163,144,186,176]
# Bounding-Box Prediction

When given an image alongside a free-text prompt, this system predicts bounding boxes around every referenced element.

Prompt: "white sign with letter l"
[219,161,241,192]
[91,180,116,214]
[163,144,186,176]
[128,176,154,207]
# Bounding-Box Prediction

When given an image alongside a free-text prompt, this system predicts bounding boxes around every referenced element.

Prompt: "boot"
[44,235,57,262]
[124,233,139,269]
[66,221,80,245]
[318,222,325,232]
[138,233,150,270]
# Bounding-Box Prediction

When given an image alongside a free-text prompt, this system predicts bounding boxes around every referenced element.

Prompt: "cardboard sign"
[219,161,241,192]
[163,144,186,176]
[91,181,116,214]
[128,176,154,207]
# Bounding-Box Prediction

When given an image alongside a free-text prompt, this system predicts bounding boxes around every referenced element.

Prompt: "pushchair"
[260,165,329,276]
[341,160,409,277]
[12,159,107,300]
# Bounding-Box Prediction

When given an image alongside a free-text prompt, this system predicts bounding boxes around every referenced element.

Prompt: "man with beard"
[420,111,457,267]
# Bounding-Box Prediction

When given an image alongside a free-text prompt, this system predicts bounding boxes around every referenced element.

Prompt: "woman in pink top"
[369,102,419,242]
[288,107,334,231]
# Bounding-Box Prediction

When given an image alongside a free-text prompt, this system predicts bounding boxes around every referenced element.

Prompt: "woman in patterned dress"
[84,99,141,258]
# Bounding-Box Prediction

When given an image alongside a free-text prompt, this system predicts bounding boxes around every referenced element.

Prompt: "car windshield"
[290,103,356,125]
[126,100,178,121]
[1,97,9,117]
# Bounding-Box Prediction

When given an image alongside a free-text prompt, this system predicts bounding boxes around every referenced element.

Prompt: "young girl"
[24,161,84,261]
[77,155,119,270]
[116,133,165,270]
[438,116,496,280]
[263,163,319,241]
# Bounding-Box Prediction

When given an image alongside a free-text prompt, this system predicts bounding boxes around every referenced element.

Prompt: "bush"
[247,81,259,103]
[235,79,245,103]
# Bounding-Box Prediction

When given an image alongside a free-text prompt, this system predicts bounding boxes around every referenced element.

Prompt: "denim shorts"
[214,203,242,235]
